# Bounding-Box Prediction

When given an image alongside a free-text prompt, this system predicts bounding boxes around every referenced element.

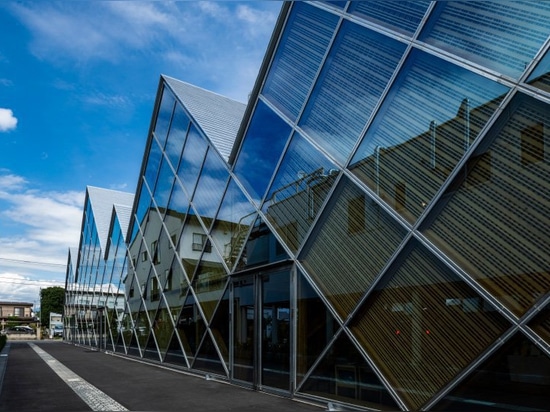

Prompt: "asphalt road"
[0,340,324,412]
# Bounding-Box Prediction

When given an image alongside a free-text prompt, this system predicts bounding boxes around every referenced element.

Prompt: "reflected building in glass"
[66,2,550,410]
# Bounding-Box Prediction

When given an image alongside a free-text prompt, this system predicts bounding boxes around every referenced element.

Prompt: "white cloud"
[0,108,17,132]
[0,172,84,303]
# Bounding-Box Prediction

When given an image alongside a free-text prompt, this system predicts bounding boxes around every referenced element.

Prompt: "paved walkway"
[0,340,324,412]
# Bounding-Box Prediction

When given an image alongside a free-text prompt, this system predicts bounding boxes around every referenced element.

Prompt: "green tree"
[40,286,65,327]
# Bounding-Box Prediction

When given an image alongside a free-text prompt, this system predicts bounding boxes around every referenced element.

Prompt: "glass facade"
[66,2,550,411]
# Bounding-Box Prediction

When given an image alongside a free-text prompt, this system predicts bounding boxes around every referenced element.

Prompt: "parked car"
[51,323,64,337]
[2,326,34,335]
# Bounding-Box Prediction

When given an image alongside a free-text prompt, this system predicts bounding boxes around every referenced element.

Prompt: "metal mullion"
[412,231,519,326]
[343,326,409,411]
[293,2,344,126]
[411,86,519,233]
[421,325,518,411]
[294,327,345,393]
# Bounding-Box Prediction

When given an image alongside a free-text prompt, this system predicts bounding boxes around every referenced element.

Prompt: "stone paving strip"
[28,343,128,411]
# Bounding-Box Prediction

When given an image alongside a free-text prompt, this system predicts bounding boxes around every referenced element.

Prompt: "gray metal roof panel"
[113,203,133,242]
[162,75,246,161]
[86,186,134,252]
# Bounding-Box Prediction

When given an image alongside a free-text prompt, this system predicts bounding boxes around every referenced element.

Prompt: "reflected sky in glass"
[351,49,509,163]
[192,148,229,224]
[154,87,176,148]
[234,100,291,204]
[165,104,190,171]
[177,124,208,198]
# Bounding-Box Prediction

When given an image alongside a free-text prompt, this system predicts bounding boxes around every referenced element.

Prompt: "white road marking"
[28,343,128,411]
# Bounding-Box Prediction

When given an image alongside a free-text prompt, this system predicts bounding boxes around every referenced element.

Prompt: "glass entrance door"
[231,267,291,392]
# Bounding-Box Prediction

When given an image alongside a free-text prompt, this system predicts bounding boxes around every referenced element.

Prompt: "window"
[141,250,148,262]
[164,269,173,291]
[141,283,147,299]
[14,307,23,317]
[151,240,160,265]
[192,233,211,253]
[151,277,159,301]
[521,122,545,165]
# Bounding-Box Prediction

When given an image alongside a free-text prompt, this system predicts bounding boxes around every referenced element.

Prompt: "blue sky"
[0,1,281,307]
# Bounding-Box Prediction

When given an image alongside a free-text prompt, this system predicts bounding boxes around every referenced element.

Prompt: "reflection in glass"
[233,276,255,382]
[153,156,175,213]
[348,1,429,36]
[421,93,550,317]
[297,271,339,386]
[300,333,398,410]
[151,299,174,360]
[135,305,152,352]
[299,21,406,165]
[527,47,550,94]
[165,180,189,222]
[300,176,407,319]
[263,133,338,254]
[433,333,550,411]
[192,148,229,228]
[154,87,176,148]
[144,138,163,195]
[177,124,208,198]
[209,287,230,364]
[234,100,291,204]
[261,2,338,121]
[178,210,205,282]
[261,269,290,390]
[173,292,206,365]
[165,104,189,171]
[418,2,550,79]
[350,239,511,411]
[192,258,227,323]
[350,49,509,223]
[193,331,227,376]
[131,184,152,243]
[528,304,550,347]
[210,179,256,271]
[235,216,289,271]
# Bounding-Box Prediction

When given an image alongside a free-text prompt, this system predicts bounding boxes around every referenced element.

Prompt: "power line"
[0,257,66,268]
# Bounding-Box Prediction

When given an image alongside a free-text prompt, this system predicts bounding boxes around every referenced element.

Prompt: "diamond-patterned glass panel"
[297,270,339,385]
[153,156,175,213]
[235,216,289,271]
[154,87,176,148]
[175,292,205,363]
[192,148,229,227]
[144,138,163,195]
[421,93,550,317]
[176,123,208,198]
[151,298,174,360]
[418,2,550,79]
[299,20,406,165]
[348,1,429,36]
[209,287,230,364]
[165,104,189,171]
[210,178,256,271]
[262,2,338,121]
[433,333,550,411]
[192,256,227,323]
[349,239,511,411]
[263,133,337,254]
[349,49,509,224]
[193,331,227,376]
[528,304,550,347]
[528,47,550,94]
[233,100,292,205]
[300,332,399,410]
[300,176,407,319]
